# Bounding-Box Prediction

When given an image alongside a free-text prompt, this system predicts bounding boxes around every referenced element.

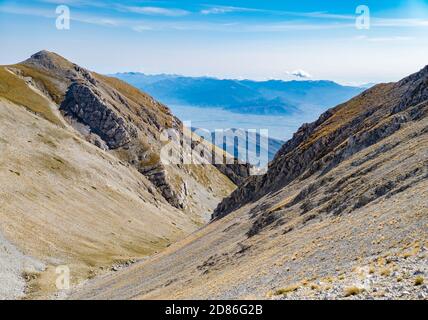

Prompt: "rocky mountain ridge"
[214,65,428,221]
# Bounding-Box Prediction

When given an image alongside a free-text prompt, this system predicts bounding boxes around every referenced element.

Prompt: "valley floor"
[69,173,427,300]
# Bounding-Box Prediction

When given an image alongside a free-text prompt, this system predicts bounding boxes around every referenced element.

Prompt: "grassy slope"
[0,99,198,299]
[0,67,62,125]
[301,83,395,150]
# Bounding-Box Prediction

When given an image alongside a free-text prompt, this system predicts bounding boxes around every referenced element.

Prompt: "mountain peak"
[24,50,74,71]
[31,49,56,58]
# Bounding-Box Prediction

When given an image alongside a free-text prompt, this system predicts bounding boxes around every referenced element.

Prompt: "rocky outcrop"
[140,163,187,209]
[392,65,428,114]
[214,162,251,185]
[60,81,189,208]
[61,83,135,149]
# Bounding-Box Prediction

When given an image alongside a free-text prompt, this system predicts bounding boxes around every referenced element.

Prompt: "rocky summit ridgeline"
[70,66,427,300]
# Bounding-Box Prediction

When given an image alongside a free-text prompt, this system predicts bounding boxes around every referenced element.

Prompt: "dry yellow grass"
[344,286,363,297]
[14,63,66,104]
[0,67,61,125]
[310,284,320,290]
[273,284,300,296]
[414,276,424,286]
[0,99,198,298]
[380,268,392,277]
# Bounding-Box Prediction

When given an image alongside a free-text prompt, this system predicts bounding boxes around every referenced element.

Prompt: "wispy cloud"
[200,6,260,15]
[295,11,355,20]
[355,35,414,42]
[0,4,122,27]
[118,5,190,17]
[200,5,355,20]
[245,22,354,32]
[371,18,428,27]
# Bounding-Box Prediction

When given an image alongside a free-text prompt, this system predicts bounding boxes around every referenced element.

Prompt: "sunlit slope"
[0,98,197,299]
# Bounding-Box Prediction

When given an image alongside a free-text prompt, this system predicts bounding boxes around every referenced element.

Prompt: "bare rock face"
[393,65,428,114]
[21,51,194,209]
[140,163,186,209]
[214,162,252,186]
[213,65,428,220]
[60,81,188,208]
[61,83,134,149]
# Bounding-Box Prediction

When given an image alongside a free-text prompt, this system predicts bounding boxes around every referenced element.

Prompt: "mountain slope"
[113,73,364,115]
[214,66,428,219]
[3,51,239,218]
[0,97,196,299]
[0,51,240,299]
[71,66,428,300]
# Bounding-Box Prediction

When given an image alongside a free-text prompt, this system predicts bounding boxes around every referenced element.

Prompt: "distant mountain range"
[191,127,284,162]
[112,73,365,116]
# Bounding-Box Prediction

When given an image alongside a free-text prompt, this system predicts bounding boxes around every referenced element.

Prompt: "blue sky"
[1,0,428,84]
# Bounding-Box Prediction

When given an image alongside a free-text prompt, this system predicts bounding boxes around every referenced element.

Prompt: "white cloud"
[119,6,190,17]
[200,6,356,20]
[287,69,312,79]
[297,11,355,20]
[200,6,259,15]
[372,17,428,27]
[0,4,122,26]
[201,7,233,15]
